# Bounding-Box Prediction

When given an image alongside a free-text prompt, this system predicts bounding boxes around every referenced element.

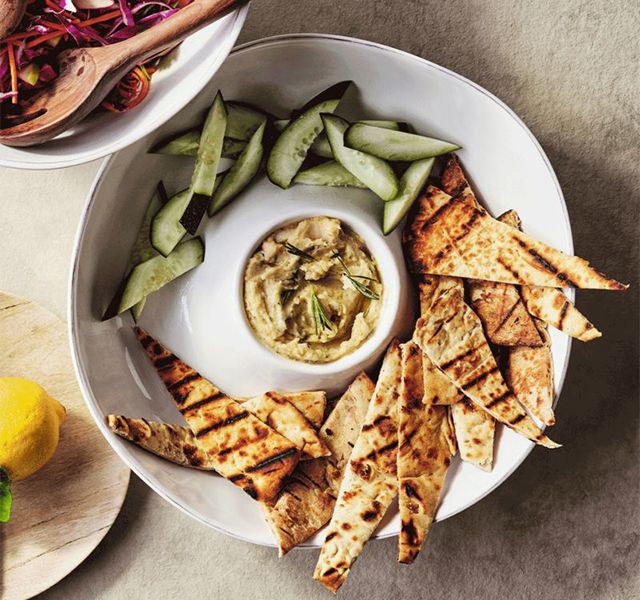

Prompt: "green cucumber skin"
[225,102,267,141]
[288,81,352,119]
[153,129,200,156]
[118,238,204,314]
[150,188,191,257]
[322,114,399,201]
[310,121,401,159]
[345,123,460,161]
[210,123,265,215]
[383,158,435,235]
[266,98,341,189]
[129,184,166,320]
[356,120,402,131]
[153,133,245,158]
[191,92,227,197]
[293,160,367,188]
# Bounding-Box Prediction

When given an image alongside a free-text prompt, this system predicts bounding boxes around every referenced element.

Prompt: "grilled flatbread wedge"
[520,286,601,341]
[404,187,626,290]
[398,342,454,563]
[263,373,374,556]
[440,153,478,203]
[413,278,559,448]
[108,391,326,470]
[422,351,464,405]
[449,398,495,471]
[498,209,601,341]
[419,283,465,406]
[467,279,543,346]
[262,390,326,429]
[243,392,330,459]
[135,327,299,503]
[439,156,544,346]
[107,415,213,470]
[504,318,556,426]
[314,341,402,593]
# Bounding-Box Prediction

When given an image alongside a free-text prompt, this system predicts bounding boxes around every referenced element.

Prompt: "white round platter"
[69,34,573,548]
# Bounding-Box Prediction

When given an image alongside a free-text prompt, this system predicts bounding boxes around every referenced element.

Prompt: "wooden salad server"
[0,0,27,39]
[0,0,244,147]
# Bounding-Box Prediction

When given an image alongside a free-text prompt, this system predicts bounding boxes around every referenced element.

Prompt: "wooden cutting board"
[0,292,130,600]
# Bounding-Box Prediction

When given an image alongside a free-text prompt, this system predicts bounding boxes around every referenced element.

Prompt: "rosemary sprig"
[284,242,315,261]
[333,252,380,301]
[310,287,333,335]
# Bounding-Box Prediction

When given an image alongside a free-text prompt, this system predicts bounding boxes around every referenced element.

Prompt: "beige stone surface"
[0,1,637,599]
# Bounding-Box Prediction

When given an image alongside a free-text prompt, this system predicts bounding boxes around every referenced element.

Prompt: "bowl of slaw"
[0,0,248,169]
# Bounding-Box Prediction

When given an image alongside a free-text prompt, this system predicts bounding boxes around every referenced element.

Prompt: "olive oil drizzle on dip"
[243,217,383,364]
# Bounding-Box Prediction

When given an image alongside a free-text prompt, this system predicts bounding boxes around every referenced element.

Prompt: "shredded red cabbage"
[0,0,189,114]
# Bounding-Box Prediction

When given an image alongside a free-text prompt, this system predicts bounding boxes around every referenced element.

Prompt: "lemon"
[0,378,65,482]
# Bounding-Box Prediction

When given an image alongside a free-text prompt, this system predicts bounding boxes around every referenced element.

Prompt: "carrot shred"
[77,9,122,28]
[25,32,64,48]
[7,43,18,105]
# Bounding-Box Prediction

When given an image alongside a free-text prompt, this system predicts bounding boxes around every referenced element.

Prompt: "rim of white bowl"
[69,33,574,548]
[0,4,249,171]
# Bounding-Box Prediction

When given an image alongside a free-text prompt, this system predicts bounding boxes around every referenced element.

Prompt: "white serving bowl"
[69,34,573,548]
[0,4,248,170]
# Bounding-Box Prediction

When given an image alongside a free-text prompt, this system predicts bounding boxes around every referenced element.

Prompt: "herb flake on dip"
[243,217,382,364]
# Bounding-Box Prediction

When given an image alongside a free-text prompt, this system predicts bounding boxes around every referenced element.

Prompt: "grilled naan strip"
[107,415,212,470]
[314,341,402,593]
[439,157,543,346]
[243,392,330,459]
[520,286,601,341]
[413,278,559,448]
[262,390,326,429]
[418,283,465,406]
[467,279,543,346]
[398,342,454,563]
[263,373,374,556]
[107,391,327,470]
[498,209,601,341]
[135,327,299,503]
[505,318,556,426]
[403,186,626,290]
[449,398,495,471]
[440,153,475,200]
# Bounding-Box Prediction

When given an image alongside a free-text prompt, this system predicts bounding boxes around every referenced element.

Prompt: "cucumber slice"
[209,123,265,216]
[130,183,167,320]
[288,81,352,119]
[383,158,435,235]
[151,188,190,257]
[345,123,460,161]
[226,102,267,141]
[322,114,399,201]
[152,128,199,156]
[357,120,403,131]
[152,132,246,158]
[118,238,204,315]
[266,82,351,188]
[182,92,227,234]
[191,92,227,195]
[310,120,401,159]
[293,160,366,188]
[132,183,165,265]
[310,134,334,159]
[222,138,247,158]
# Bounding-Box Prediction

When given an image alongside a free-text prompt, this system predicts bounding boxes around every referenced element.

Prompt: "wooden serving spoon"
[0,0,27,39]
[0,0,243,147]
